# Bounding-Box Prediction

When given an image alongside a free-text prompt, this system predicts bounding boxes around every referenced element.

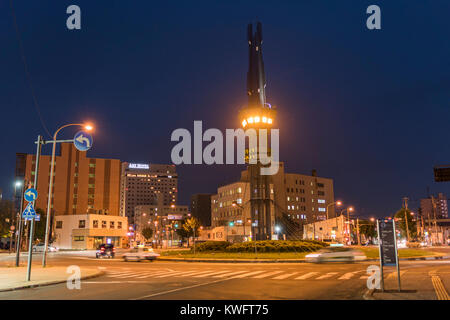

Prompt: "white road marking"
[316,272,338,280]
[229,271,266,279]
[134,271,171,279]
[252,271,284,279]
[193,270,231,278]
[272,272,298,280]
[155,270,201,278]
[295,272,319,280]
[133,278,233,300]
[213,270,248,278]
[338,271,362,280]
[178,270,214,278]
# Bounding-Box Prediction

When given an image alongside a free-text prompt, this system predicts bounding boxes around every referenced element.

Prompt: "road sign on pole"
[377,219,401,292]
[22,203,37,220]
[73,131,93,151]
[24,188,38,202]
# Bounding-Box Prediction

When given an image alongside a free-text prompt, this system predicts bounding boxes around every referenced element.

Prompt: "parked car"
[96,244,115,258]
[32,243,58,252]
[305,247,366,263]
[122,247,160,262]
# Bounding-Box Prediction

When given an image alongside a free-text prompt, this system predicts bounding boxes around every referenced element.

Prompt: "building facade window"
[56,221,63,229]
[79,220,86,228]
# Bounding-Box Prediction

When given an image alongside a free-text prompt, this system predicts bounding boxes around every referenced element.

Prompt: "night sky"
[1,1,449,218]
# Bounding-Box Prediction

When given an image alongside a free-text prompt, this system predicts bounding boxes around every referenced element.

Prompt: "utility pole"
[402,197,410,242]
[431,196,438,244]
[356,218,360,246]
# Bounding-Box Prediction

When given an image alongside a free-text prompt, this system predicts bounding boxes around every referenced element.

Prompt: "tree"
[182,217,201,239]
[357,220,377,242]
[394,208,417,240]
[176,227,190,246]
[141,227,153,241]
[0,200,14,239]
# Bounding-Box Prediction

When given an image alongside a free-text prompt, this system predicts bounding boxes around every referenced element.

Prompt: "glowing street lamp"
[326,200,343,220]
[42,122,94,267]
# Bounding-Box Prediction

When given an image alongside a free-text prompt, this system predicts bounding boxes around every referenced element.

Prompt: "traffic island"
[0,266,104,292]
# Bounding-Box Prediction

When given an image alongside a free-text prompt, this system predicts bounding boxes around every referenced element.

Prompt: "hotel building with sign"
[119,162,178,224]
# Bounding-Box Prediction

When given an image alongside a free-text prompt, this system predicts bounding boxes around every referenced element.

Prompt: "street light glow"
[15,181,22,187]
[84,124,93,131]
[336,201,342,206]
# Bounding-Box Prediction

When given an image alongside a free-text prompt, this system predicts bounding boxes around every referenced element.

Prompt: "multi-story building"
[120,162,178,224]
[190,194,212,227]
[420,193,448,219]
[15,143,121,217]
[15,143,124,249]
[54,214,128,249]
[134,204,189,246]
[211,163,335,240]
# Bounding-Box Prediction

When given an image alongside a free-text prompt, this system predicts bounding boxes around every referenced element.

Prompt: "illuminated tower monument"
[239,22,277,240]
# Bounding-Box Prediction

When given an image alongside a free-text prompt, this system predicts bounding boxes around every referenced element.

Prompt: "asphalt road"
[0,251,449,300]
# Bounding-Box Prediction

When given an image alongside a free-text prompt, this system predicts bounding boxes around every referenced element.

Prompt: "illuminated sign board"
[128,163,149,169]
[168,214,183,220]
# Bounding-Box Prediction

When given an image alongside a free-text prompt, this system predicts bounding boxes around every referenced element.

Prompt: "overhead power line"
[9,0,52,138]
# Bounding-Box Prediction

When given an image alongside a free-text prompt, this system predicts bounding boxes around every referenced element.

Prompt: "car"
[32,243,58,252]
[122,247,160,262]
[305,247,366,263]
[96,244,115,258]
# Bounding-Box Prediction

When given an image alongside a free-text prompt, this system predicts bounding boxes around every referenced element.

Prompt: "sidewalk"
[0,266,103,292]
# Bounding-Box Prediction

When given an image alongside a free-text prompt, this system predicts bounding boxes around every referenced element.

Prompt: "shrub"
[225,240,327,253]
[193,241,231,252]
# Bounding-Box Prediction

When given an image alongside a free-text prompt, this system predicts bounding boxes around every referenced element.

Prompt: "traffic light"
[175,224,179,228]
[229,221,234,227]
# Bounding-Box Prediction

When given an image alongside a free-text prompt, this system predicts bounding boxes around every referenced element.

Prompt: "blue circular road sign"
[24,188,38,202]
[74,131,93,152]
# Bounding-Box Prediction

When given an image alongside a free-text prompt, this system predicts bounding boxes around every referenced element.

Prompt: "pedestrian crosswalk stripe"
[295,272,319,280]
[229,271,266,279]
[107,272,140,278]
[360,275,369,279]
[338,272,359,280]
[213,270,248,278]
[120,272,158,279]
[252,271,284,279]
[272,272,298,280]
[193,270,231,278]
[178,270,214,278]
[156,270,202,278]
[316,272,338,280]
[135,271,171,279]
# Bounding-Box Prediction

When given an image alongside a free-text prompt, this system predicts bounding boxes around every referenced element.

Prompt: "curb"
[158,258,308,263]
[0,270,105,293]
[158,254,449,263]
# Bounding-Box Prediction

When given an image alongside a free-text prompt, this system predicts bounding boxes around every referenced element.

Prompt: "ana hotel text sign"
[129,163,149,169]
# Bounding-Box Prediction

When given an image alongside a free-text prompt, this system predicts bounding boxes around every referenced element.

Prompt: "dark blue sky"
[1,1,449,217]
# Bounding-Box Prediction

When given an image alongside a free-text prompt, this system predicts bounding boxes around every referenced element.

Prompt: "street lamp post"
[15,180,25,266]
[326,200,342,220]
[339,206,354,245]
[42,123,93,267]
